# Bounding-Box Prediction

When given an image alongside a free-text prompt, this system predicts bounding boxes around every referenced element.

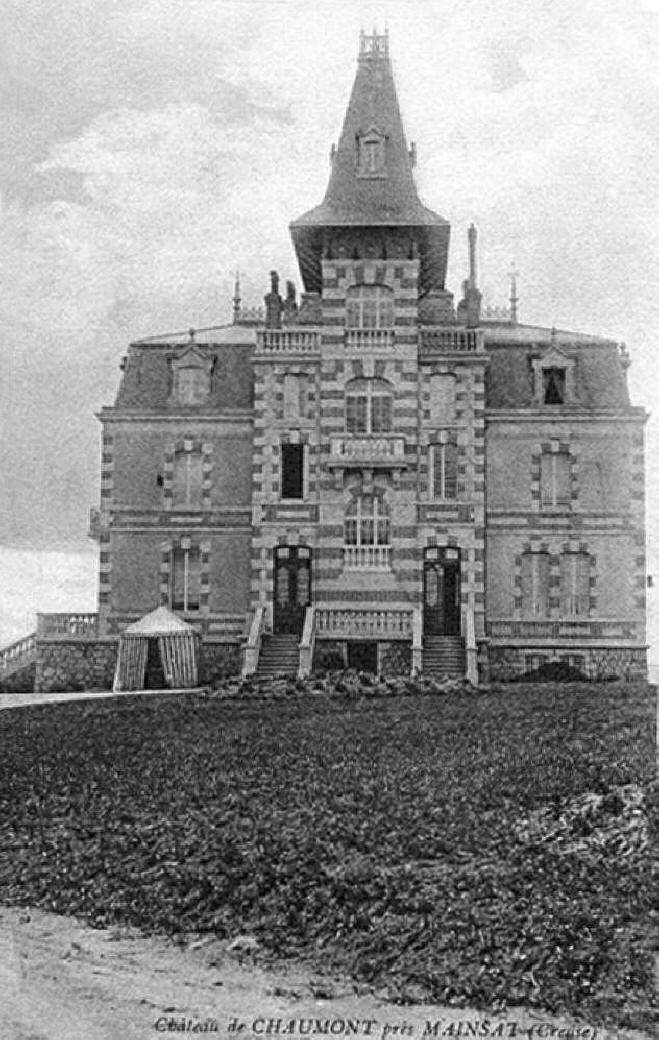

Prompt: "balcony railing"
[316,608,411,639]
[256,329,320,353]
[343,545,391,570]
[329,436,406,466]
[345,328,394,350]
[37,613,99,639]
[419,327,484,353]
[488,618,643,641]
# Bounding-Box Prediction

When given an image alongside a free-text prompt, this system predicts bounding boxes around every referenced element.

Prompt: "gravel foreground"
[0,682,655,1032]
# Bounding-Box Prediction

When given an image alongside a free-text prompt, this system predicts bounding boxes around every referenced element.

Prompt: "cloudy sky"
[1,0,658,657]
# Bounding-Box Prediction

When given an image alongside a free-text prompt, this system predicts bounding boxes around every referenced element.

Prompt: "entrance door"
[144,637,166,689]
[423,547,461,636]
[273,545,312,635]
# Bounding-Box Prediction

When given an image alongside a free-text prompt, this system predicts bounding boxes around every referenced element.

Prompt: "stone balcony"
[419,327,484,354]
[255,328,320,354]
[328,435,406,469]
[345,328,394,350]
[315,607,411,639]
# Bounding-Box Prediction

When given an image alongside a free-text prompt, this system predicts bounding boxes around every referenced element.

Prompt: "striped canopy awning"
[113,608,201,691]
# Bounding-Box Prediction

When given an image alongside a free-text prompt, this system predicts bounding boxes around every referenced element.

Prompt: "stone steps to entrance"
[423,636,466,678]
[256,634,300,677]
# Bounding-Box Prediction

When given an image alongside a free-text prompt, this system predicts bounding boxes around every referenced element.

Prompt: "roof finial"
[233,269,241,324]
[508,262,519,325]
[468,223,478,289]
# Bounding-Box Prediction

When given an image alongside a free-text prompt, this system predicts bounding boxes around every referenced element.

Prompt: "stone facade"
[79,32,646,686]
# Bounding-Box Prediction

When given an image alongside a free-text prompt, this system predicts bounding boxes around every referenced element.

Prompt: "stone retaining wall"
[200,643,241,685]
[35,640,118,693]
[489,645,647,682]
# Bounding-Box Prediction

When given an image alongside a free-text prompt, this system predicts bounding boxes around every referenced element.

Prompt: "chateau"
[1,32,647,690]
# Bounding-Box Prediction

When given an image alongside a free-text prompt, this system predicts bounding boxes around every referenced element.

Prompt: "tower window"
[543,368,566,405]
[281,443,304,499]
[345,378,393,433]
[430,440,458,499]
[171,546,201,612]
[346,285,394,328]
[344,494,390,568]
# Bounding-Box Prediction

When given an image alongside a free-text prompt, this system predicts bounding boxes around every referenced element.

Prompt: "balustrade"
[343,545,390,570]
[0,633,36,674]
[419,327,483,353]
[345,328,394,350]
[37,613,99,638]
[256,329,320,353]
[330,436,405,462]
[316,608,412,638]
[489,618,642,641]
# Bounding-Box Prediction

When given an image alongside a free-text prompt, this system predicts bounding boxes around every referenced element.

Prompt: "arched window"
[344,495,390,569]
[345,378,393,434]
[346,285,394,329]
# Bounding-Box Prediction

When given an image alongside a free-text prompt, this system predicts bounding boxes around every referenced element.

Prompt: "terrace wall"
[35,639,118,693]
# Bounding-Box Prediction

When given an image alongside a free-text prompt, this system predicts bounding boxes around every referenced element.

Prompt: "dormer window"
[356,128,387,178]
[170,346,213,406]
[532,346,575,407]
[543,368,566,405]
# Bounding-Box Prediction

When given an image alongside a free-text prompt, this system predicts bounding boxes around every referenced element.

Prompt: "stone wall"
[0,662,36,694]
[35,640,118,693]
[489,645,647,682]
[380,641,412,675]
[313,640,347,672]
[200,642,241,686]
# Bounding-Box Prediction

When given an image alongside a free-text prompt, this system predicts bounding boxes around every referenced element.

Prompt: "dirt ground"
[0,905,651,1040]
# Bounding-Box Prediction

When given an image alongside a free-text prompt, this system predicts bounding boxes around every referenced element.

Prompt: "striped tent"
[113,607,201,691]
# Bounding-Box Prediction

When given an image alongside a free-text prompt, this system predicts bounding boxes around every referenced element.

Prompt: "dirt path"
[0,690,187,711]
[0,906,650,1040]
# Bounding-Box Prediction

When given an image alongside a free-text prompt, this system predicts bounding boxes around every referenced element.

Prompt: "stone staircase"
[0,633,37,690]
[256,634,300,677]
[422,635,466,678]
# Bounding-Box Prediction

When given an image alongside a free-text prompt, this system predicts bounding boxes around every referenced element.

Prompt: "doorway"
[423,546,461,636]
[144,637,167,689]
[273,545,312,635]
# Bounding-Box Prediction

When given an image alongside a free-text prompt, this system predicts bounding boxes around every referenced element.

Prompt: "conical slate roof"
[291,35,446,229]
[289,32,450,294]
[123,606,196,636]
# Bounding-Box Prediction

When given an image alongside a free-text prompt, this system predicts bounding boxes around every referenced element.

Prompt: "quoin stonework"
[1,31,647,691]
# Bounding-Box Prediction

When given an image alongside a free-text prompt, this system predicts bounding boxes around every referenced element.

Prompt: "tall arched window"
[345,378,393,434]
[344,495,390,569]
[346,285,394,328]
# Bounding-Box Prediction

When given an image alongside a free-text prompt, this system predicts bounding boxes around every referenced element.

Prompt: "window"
[543,368,566,405]
[430,440,458,499]
[520,552,549,616]
[345,379,393,433]
[540,451,570,508]
[171,546,201,612]
[281,443,304,500]
[344,495,390,568]
[357,129,386,177]
[283,373,306,421]
[560,553,590,616]
[172,450,203,507]
[346,285,394,328]
[429,374,456,426]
